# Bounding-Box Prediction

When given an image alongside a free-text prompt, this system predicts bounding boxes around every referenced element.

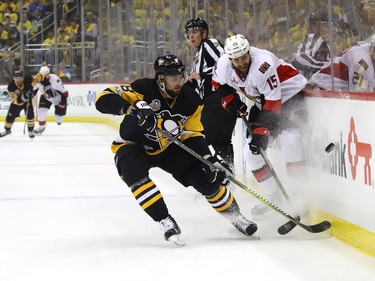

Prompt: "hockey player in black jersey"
[184,17,237,168]
[95,55,257,245]
[0,67,37,139]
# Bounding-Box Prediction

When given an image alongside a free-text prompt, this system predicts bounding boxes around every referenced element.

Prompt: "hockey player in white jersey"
[34,66,69,135]
[212,34,308,219]
[309,34,375,92]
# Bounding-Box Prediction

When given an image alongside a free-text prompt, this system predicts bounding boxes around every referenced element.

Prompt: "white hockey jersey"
[36,73,68,105]
[309,43,375,92]
[212,47,307,111]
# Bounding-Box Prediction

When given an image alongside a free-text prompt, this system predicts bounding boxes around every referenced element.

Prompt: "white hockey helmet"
[39,66,50,75]
[224,34,250,59]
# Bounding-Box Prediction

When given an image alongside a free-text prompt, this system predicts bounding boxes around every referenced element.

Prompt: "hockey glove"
[132,100,157,132]
[221,93,247,117]
[203,155,233,186]
[20,90,33,102]
[249,127,270,155]
[44,85,56,98]
[58,95,67,109]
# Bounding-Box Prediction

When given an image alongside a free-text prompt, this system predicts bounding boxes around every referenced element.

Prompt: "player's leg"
[201,93,237,167]
[161,143,257,236]
[244,138,283,219]
[0,103,22,137]
[34,96,52,135]
[115,144,182,244]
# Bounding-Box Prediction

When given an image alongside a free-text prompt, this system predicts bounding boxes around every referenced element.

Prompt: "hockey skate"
[0,129,11,138]
[159,215,185,246]
[231,213,258,236]
[28,130,35,139]
[34,125,46,135]
[251,192,281,220]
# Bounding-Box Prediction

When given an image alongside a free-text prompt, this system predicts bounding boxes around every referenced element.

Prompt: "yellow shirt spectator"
[0,23,8,41]
[0,1,18,14]
[66,21,80,34]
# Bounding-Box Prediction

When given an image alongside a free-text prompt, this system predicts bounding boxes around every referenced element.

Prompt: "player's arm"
[95,84,143,115]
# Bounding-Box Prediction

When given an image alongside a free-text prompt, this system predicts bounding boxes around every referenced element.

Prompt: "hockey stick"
[23,96,30,135]
[241,116,293,202]
[155,127,331,234]
[241,92,262,104]
[241,115,301,233]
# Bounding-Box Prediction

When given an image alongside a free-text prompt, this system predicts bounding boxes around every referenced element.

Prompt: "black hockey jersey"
[8,75,35,105]
[95,78,211,156]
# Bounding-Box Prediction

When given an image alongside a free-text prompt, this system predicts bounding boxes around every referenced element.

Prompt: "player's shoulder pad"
[252,48,275,75]
[130,78,155,93]
[180,84,204,106]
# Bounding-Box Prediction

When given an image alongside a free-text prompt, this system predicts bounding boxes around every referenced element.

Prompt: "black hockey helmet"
[309,11,332,24]
[154,55,185,76]
[185,17,209,35]
[13,67,23,77]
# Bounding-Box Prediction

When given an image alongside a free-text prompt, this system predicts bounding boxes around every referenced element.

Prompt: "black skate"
[159,215,185,246]
[232,213,258,236]
[28,130,35,139]
[0,129,11,138]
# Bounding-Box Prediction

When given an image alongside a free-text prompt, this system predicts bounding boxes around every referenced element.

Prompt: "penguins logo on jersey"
[146,110,187,149]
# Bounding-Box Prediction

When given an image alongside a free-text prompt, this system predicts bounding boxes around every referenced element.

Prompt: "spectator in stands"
[67,31,81,44]
[85,11,98,24]
[57,19,69,34]
[18,10,32,39]
[57,28,69,43]
[52,61,72,82]
[291,11,332,79]
[66,20,80,35]
[110,0,122,8]
[28,0,45,21]
[0,1,18,15]
[6,21,20,46]
[83,18,98,42]
[0,23,8,46]
[2,13,12,31]
[3,8,18,23]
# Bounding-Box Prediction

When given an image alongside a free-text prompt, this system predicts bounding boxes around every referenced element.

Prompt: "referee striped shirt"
[291,33,330,78]
[191,38,224,99]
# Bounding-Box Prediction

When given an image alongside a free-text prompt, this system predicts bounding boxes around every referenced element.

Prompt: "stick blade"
[304,220,332,234]
[278,216,301,235]
[278,218,331,235]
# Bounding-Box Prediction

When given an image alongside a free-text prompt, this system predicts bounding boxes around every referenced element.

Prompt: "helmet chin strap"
[157,76,176,99]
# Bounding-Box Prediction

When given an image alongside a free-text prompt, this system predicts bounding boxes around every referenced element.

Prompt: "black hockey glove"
[203,155,233,186]
[44,85,56,98]
[132,100,157,132]
[20,90,33,102]
[221,93,247,118]
[58,95,67,109]
[249,127,270,154]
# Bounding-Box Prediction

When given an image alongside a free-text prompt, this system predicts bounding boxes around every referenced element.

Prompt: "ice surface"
[0,122,374,281]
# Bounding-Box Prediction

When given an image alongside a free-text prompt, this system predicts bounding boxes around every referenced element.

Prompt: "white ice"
[0,122,374,281]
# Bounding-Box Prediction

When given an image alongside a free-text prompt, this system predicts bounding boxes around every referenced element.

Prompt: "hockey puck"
[325,143,335,153]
